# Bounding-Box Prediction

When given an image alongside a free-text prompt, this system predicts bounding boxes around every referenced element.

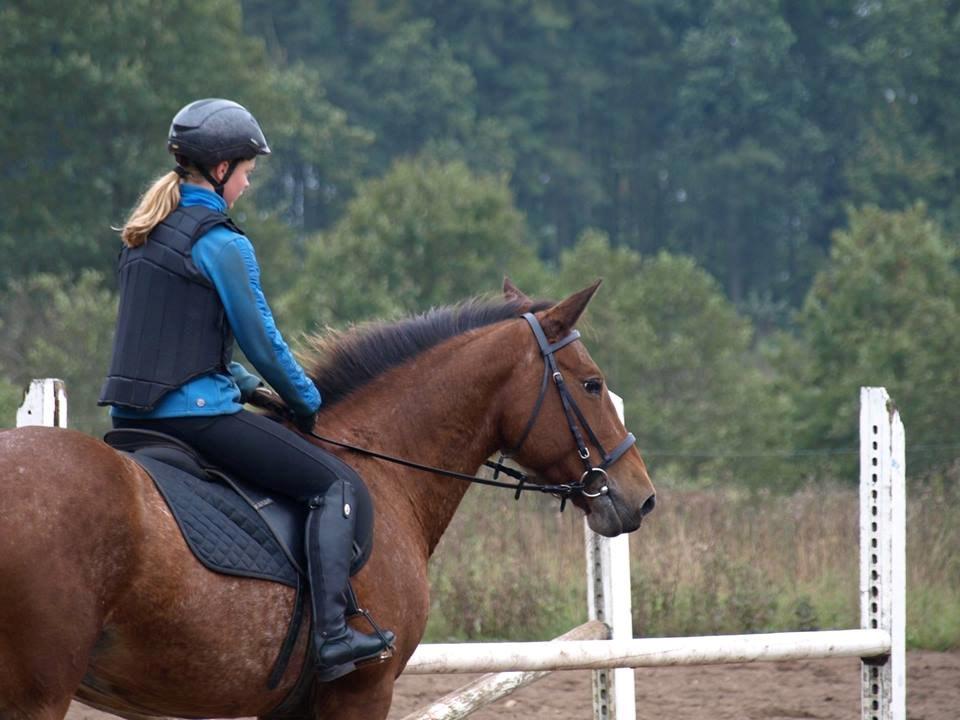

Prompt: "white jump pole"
[585,390,635,720]
[16,378,68,428]
[399,621,609,720]
[859,387,905,720]
[405,628,891,673]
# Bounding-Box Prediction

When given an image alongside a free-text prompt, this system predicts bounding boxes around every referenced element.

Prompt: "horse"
[0,279,655,720]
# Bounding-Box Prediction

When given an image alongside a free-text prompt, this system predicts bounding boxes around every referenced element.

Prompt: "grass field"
[424,478,960,650]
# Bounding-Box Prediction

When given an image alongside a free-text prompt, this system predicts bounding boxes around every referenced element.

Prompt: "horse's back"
[0,426,144,614]
[0,426,144,546]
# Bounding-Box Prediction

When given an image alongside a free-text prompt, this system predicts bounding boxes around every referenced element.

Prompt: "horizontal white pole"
[405,629,891,674]
[399,621,608,720]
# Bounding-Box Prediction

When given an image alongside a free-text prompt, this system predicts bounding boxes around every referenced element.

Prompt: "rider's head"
[167,98,271,202]
[120,99,270,248]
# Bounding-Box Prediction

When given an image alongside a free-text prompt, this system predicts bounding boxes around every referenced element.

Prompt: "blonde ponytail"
[120,171,183,247]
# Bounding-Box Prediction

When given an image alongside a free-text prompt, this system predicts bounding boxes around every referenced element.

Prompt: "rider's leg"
[305,477,394,682]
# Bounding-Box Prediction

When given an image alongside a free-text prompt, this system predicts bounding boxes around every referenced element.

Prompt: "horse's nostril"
[640,493,656,517]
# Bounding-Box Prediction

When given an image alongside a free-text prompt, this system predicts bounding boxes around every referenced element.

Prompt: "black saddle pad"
[135,453,302,586]
[106,429,371,588]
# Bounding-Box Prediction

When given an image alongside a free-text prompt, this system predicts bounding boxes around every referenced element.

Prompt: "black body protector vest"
[98,205,242,411]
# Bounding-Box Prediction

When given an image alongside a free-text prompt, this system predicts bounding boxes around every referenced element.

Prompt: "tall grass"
[423,479,960,649]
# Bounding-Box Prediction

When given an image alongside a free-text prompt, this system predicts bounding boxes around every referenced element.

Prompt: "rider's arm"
[195,233,321,417]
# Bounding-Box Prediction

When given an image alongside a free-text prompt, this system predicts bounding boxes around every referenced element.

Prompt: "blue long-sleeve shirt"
[112,185,321,419]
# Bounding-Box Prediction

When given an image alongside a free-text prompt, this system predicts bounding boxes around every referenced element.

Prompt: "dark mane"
[302,296,553,408]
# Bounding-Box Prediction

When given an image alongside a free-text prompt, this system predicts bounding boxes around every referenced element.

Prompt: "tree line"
[1,0,958,488]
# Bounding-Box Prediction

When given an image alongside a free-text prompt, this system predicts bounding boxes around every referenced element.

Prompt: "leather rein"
[303,312,636,511]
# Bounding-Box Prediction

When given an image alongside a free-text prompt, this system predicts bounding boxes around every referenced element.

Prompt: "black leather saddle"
[104,428,372,587]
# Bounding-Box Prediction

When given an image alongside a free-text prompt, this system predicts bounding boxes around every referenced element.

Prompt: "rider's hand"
[247,386,287,414]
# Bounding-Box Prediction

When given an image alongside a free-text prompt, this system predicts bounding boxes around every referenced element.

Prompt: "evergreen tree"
[0,0,365,283]
[782,204,960,479]
[280,157,546,330]
[549,230,789,487]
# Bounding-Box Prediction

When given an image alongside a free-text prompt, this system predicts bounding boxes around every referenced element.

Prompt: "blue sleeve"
[195,233,321,416]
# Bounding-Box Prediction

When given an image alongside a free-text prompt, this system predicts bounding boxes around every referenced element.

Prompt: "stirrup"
[342,581,395,655]
[345,582,392,637]
[313,588,395,682]
[313,628,395,683]
[356,610,396,660]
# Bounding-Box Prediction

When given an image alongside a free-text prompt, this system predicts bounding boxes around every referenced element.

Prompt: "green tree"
[245,62,373,237]
[667,0,826,306]
[0,271,118,435]
[783,0,960,289]
[548,230,789,488]
[783,204,960,479]
[280,157,547,330]
[840,0,960,231]
[243,2,510,192]
[0,377,21,430]
[0,0,366,285]
[420,0,621,256]
[239,0,960,311]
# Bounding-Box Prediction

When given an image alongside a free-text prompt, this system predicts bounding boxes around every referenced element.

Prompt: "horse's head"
[498,279,656,537]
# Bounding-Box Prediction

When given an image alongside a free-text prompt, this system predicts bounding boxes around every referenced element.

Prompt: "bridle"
[302,312,637,510]
[486,313,637,508]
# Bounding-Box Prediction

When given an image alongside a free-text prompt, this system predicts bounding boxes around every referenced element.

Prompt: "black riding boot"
[305,478,395,682]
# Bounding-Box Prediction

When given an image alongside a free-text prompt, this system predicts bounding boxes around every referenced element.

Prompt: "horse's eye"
[583,378,603,395]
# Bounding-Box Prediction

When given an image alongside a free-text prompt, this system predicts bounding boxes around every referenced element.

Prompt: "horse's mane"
[302,296,553,409]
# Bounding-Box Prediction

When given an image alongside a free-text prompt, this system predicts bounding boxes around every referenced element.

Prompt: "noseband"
[300,312,637,510]
[488,313,637,509]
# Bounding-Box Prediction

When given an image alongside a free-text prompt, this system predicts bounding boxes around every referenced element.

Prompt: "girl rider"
[99,98,394,682]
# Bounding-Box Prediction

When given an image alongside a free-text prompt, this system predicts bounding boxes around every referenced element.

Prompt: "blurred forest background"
[1,1,958,646]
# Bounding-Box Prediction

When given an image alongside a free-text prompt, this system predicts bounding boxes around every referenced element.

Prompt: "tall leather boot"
[305,478,395,682]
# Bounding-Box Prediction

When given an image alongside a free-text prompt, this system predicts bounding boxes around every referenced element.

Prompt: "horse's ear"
[538,280,602,340]
[503,276,534,311]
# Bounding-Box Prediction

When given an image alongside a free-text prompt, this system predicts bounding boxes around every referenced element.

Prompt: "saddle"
[105,428,373,583]
[103,428,374,692]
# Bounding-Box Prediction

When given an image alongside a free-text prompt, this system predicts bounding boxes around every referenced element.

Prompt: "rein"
[303,312,636,511]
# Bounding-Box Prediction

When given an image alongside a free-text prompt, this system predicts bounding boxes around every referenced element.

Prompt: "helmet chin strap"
[198,159,240,197]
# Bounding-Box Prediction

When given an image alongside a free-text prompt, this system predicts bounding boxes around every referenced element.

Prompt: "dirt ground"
[66,650,958,720]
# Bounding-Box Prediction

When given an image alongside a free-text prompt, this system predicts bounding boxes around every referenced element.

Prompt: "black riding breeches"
[112,410,364,506]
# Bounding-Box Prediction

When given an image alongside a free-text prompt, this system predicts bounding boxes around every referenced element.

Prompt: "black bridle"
[303,312,636,510]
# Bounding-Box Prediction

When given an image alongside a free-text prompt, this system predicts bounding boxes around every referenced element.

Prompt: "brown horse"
[0,280,655,720]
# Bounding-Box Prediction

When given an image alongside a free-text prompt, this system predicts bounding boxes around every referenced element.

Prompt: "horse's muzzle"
[585,487,655,537]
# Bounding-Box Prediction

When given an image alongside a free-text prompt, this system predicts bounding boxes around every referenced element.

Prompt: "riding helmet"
[167,98,271,168]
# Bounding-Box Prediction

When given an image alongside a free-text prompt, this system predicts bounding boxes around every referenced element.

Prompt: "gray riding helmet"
[167,98,271,167]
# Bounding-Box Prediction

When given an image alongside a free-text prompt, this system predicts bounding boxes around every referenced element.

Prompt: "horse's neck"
[321,326,518,554]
